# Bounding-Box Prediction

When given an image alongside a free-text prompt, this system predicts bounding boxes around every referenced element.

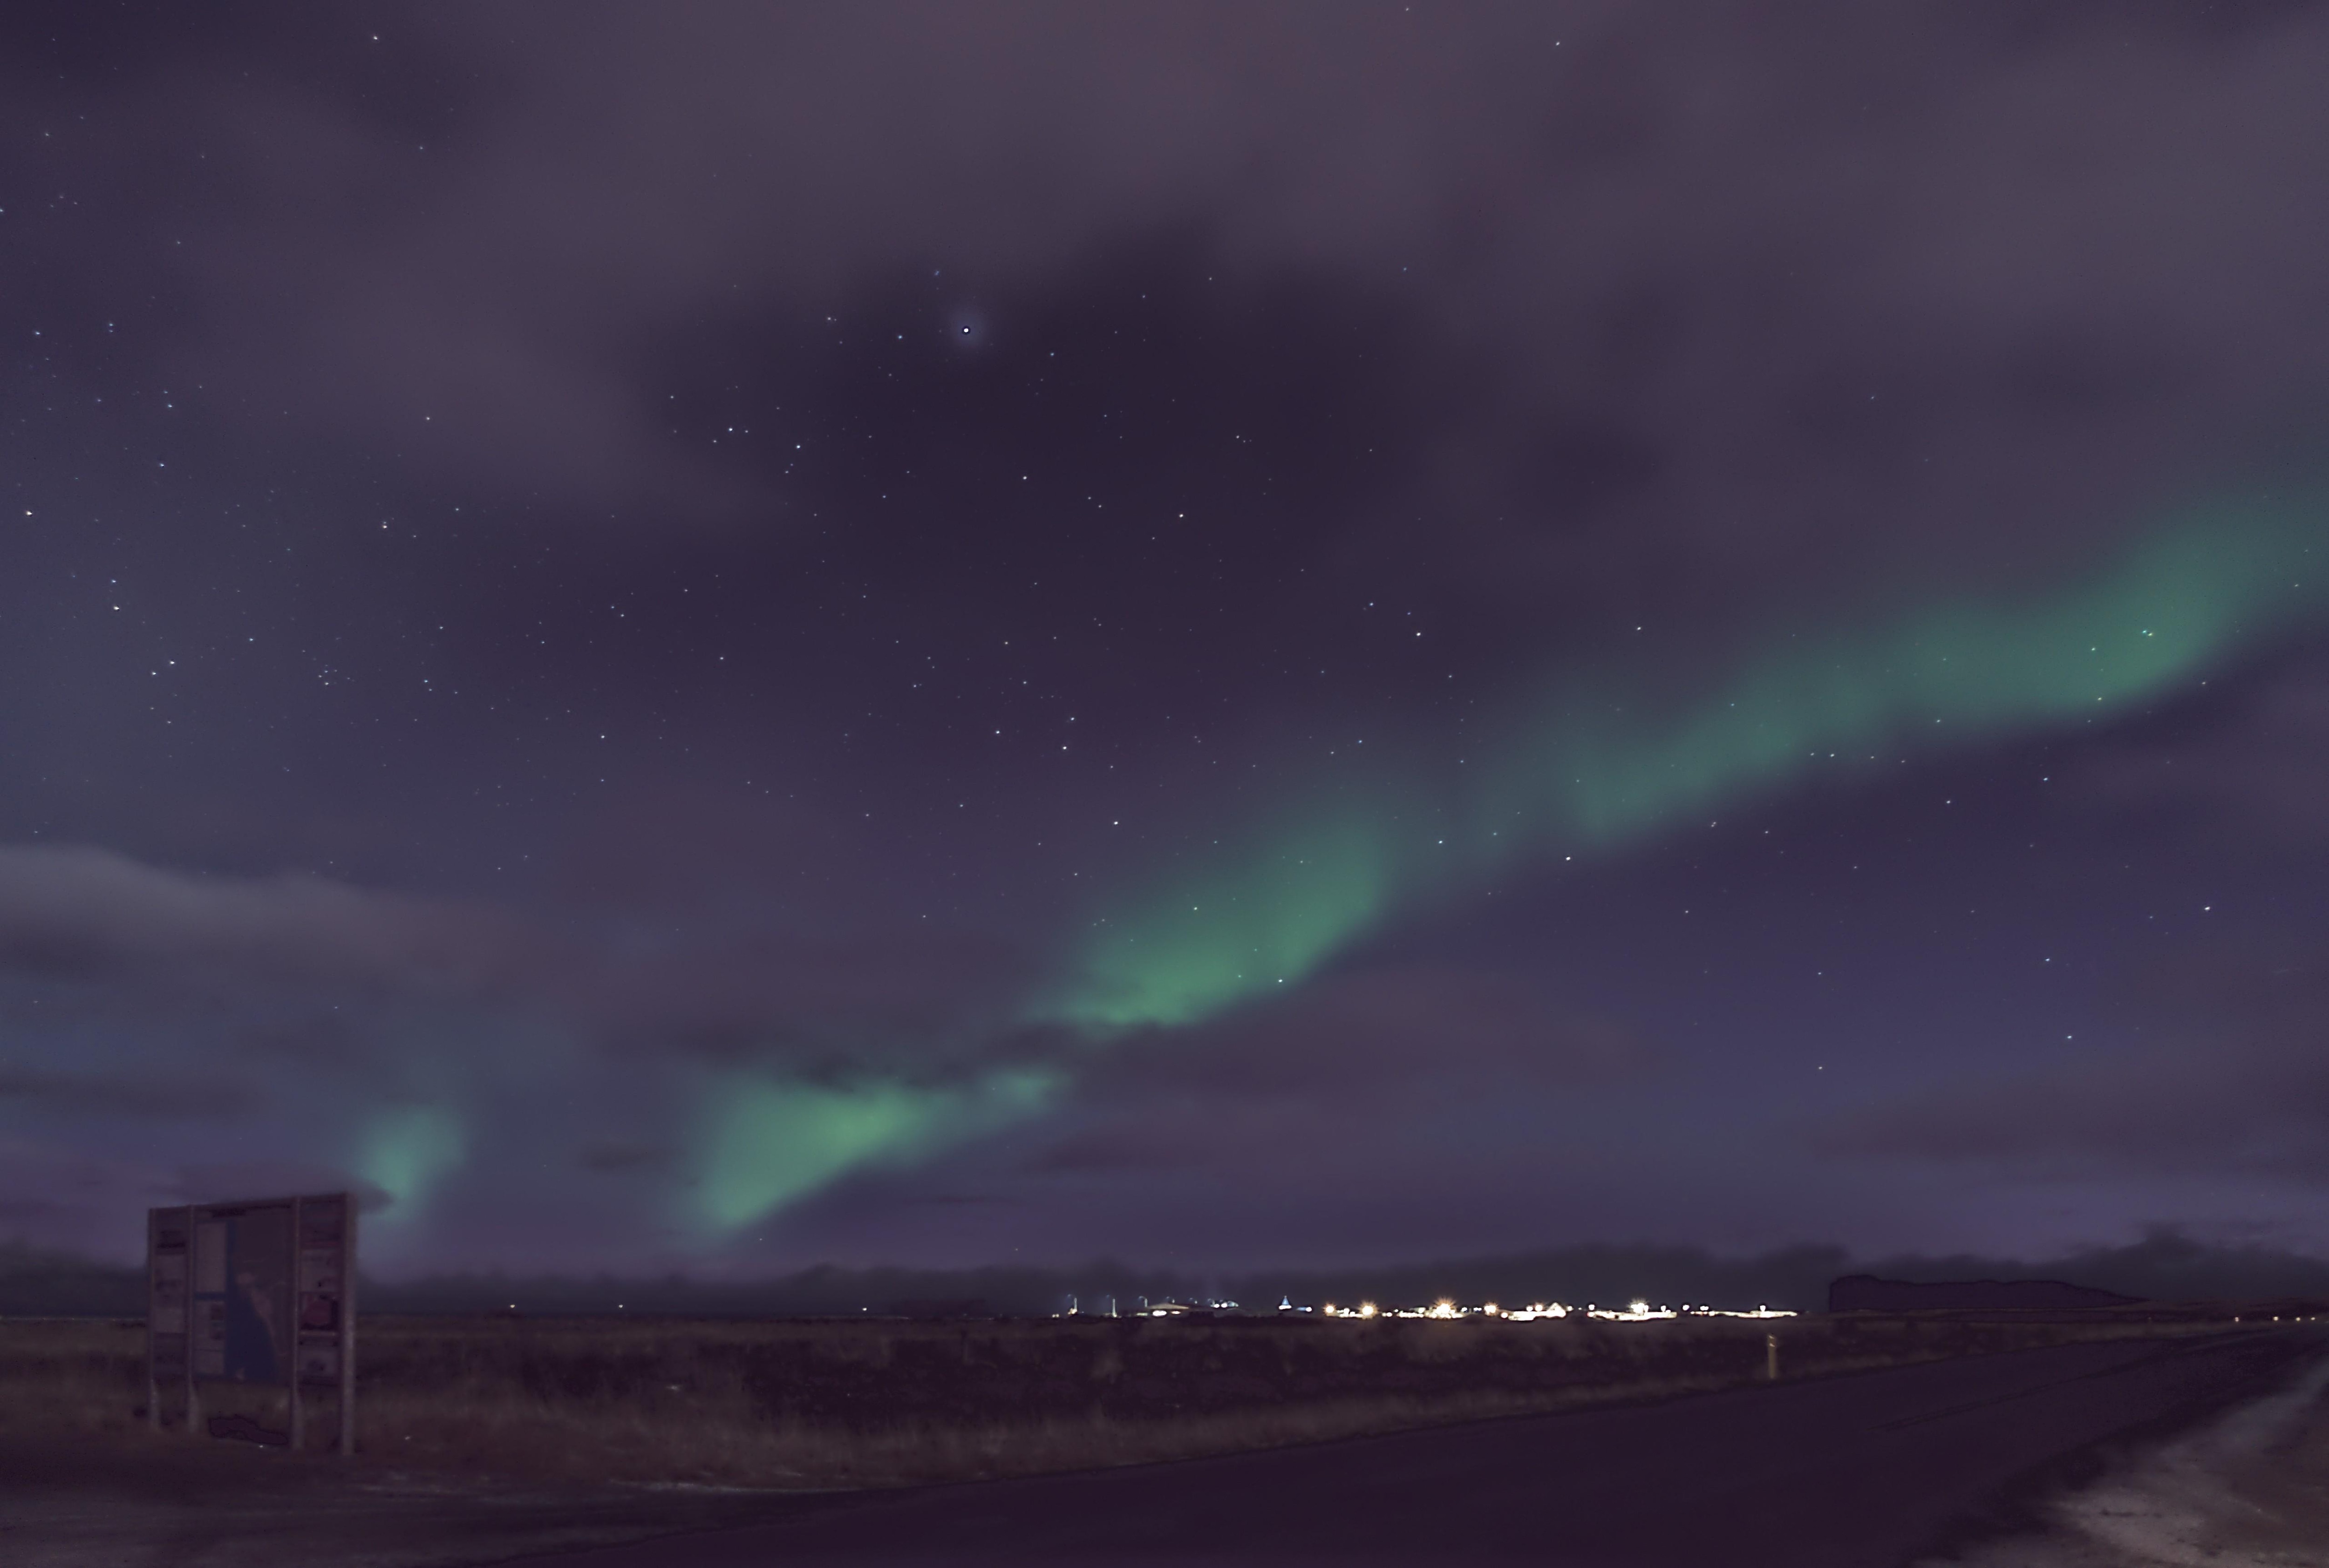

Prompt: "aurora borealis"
[1062,506,2328,1032]
[9,3,2329,1288]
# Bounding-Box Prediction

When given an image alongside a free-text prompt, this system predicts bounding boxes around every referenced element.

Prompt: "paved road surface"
[508,1330,2325,1568]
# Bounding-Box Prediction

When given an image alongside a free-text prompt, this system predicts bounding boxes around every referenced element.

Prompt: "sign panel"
[295,1194,351,1385]
[147,1208,188,1382]
[189,1201,291,1382]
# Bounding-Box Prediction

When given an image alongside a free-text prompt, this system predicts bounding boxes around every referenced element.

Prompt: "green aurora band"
[357,1105,467,1226]
[1056,502,2325,1030]
[693,501,2323,1232]
[696,1070,1057,1233]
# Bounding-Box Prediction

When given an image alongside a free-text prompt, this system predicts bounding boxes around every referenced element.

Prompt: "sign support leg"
[340,1200,357,1456]
[287,1196,304,1452]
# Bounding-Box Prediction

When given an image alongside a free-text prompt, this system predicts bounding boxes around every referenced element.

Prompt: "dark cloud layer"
[2077,657,2329,845]
[3,3,2329,1276]
[16,5,2329,599]
[0,844,519,989]
[1013,967,1657,1187]
[1818,943,2329,1180]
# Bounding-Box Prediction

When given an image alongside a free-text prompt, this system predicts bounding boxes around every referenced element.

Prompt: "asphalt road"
[506,1329,2325,1568]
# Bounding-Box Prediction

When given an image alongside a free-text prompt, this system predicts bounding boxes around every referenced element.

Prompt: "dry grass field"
[0,1310,2240,1492]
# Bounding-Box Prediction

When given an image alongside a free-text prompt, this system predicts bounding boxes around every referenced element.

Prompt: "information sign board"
[148,1192,356,1453]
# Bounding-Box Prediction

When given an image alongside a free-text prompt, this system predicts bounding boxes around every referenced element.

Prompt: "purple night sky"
[4,3,2329,1285]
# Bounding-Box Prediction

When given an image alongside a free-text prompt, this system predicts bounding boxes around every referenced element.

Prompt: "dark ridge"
[1829,1274,2142,1313]
[0,1242,142,1317]
[10,1231,2329,1320]
[889,1297,995,1319]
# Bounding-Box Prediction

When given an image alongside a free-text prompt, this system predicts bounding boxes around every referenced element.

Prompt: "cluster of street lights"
[1069,1295,1803,1321]
[1313,1298,1796,1322]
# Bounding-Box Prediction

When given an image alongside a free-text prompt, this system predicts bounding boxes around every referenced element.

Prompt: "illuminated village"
[1065,1296,1799,1322]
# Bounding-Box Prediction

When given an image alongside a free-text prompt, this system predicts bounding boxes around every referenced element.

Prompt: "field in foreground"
[0,1309,2269,1491]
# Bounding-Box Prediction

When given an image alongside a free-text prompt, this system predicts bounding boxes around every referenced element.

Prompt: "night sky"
[7,3,2329,1283]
